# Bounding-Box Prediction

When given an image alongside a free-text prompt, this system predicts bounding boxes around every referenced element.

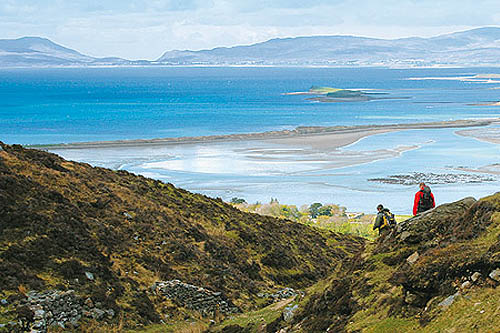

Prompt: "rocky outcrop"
[257,287,301,302]
[152,280,239,317]
[9,290,115,333]
[392,197,477,246]
[368,172,495,185]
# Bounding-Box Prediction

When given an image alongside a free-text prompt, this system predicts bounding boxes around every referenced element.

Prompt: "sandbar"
[456,127,500,145]
[453,164,500,176]
[36,118,499,151]
[407,74,500,83]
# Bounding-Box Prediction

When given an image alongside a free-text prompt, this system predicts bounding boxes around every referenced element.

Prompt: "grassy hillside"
[275,193,500,332]
[0,143,364,330]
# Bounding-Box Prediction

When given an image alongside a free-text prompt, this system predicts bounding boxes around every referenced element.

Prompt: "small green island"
[286,86,407,102]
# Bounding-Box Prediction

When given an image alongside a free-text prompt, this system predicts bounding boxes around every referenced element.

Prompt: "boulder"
[438,292,460,307]
[471,272,482,283]
[489,268,500,282]
[461,281,472,289]
[283,304,298,322]
[393,197,476,247]
[400,231,411,242]
[406,252,419,265]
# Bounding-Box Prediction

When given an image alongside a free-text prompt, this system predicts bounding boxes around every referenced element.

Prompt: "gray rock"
[34,309,46,318]
[105,309,115,318]
[461,281,472,289]
[471,272,482,283]
[400,231,411,242]
[407,251,419,265]
[0,299,7,306]
[489,268,500,282]
[85,272,94,281]
[153,280,239,316]
[283,304,298,322]
[69,315,81,328]
[438,292,460,307]
[91,308,106,320]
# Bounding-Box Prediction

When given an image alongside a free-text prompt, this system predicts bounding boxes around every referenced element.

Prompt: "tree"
[309,202,323,218]
[230,197,246,204]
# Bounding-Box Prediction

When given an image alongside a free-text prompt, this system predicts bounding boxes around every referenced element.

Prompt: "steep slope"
[0,143,364,329]
[281,193,500,332]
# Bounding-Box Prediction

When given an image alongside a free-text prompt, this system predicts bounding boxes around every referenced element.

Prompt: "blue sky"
[1,0,500,60]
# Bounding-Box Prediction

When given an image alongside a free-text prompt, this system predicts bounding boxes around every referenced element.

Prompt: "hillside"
[0,142,364,331]
[223,193,500,332]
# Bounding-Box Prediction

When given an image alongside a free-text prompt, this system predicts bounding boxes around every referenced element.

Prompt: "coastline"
[36,118,499,150]
[43,118,500,214]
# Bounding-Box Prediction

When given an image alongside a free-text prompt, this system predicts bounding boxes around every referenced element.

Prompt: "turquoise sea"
[1,67,499,213]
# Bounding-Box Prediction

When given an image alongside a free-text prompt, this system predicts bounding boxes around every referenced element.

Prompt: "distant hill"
[0,142,363,329]
[3,27,500,68]
[0,37,133,67]
[157,27,500,67]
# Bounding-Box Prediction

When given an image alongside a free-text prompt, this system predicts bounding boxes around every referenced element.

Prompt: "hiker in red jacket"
[413,182,435,215]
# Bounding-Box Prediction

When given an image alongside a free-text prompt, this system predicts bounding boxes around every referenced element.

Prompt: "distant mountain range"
[0,37,145,67]
[3,27,500,68]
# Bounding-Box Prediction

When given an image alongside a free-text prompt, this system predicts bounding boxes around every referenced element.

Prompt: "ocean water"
[2,67,499,213]
[1,67,500,145]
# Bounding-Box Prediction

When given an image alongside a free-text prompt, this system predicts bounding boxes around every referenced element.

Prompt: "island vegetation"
[285,86,406,103]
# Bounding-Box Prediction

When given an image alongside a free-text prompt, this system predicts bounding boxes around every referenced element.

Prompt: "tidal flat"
[47,120,500,214]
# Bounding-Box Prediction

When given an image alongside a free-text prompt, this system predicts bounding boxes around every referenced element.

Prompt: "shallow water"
[51,125,500,214]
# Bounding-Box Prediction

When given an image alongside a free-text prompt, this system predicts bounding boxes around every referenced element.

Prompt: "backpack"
[419,186,433,211]
[383,210,397,228]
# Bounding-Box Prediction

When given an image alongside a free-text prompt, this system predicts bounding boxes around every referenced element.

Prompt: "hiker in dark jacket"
[373,204,391,236]
[413,182,435,215]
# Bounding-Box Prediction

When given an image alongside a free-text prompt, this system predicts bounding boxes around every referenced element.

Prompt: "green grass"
[127,321,208,333]
[309,86,343,94]
[211,298,295,332]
